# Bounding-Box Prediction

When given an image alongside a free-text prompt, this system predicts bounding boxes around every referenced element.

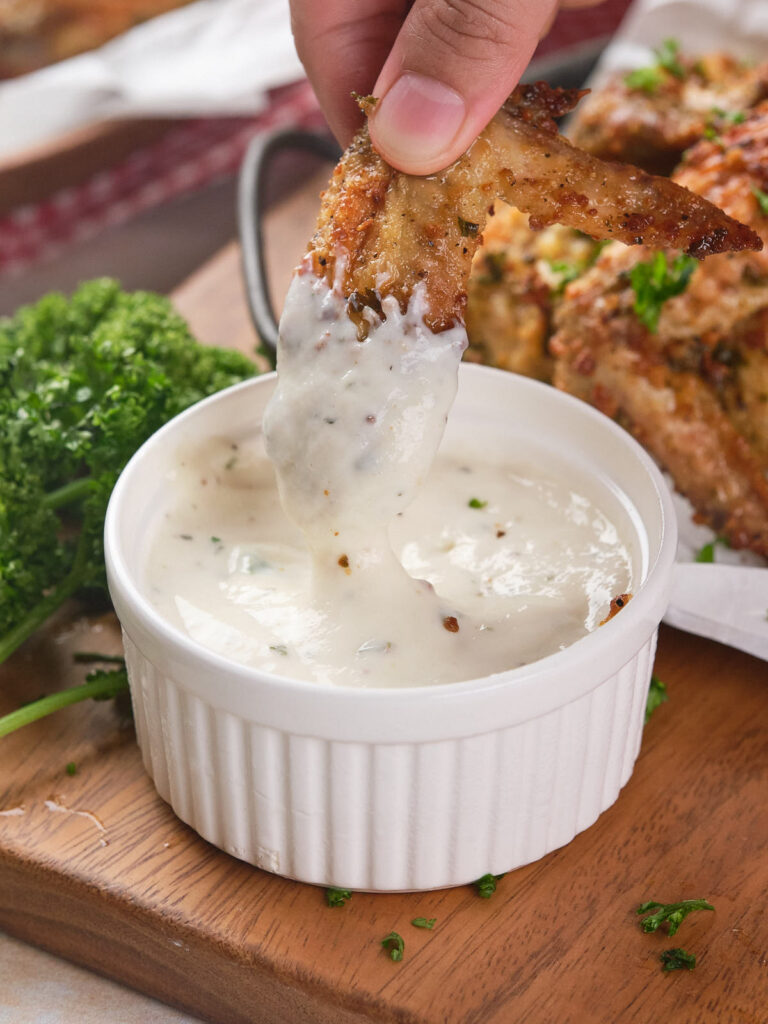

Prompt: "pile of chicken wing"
[466,49,768,557]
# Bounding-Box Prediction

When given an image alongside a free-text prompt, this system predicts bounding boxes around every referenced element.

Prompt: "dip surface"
[144,432,634,688]
[145,270,634,687]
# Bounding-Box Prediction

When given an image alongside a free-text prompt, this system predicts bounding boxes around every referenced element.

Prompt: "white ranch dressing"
[145,265,633,687]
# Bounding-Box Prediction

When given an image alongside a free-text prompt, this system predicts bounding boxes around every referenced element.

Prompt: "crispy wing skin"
[551,104,768,555]
[570,53,768,174]
[308,83,761,334]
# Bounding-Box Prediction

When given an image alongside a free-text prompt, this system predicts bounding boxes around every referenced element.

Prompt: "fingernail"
[371,72,466,173]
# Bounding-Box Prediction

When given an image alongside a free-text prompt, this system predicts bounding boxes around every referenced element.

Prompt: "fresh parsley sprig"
[0,279,255,667]
[637,898,714,936]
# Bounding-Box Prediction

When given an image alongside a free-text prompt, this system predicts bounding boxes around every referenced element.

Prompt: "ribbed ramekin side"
[122,629,657,891]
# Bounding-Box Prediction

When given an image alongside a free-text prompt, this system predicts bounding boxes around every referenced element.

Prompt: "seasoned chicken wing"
[570,48,768,174]
[308,83,760,336]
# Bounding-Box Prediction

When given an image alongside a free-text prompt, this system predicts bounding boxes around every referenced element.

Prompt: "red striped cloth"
[0,0,634,278]
[0,80,324,278]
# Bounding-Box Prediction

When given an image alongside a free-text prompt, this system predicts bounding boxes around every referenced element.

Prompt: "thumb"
[369,0,559,175]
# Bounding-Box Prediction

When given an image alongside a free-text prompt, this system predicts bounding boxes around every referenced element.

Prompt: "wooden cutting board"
[1,177,767,1024]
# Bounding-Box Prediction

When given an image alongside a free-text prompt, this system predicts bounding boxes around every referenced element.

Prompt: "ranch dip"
[145,265,633,688]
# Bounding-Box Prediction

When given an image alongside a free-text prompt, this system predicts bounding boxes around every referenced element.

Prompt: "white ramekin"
[105,364,676,891]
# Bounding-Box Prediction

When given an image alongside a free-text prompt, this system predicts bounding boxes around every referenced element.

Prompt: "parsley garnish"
[624,38,684,93]
[645,675,668,723]
[660,948,697,972]
[65,762,77,776]
[710,107,746,126]
[637,898,714,936]
[269,644,288,656]
[696,541,715,563]
[325,887,352,907]
[695,535,730,563]
[458,217,480,237]
[381,931,405,961]
[752,187,768,216]
[0,279,254,670]
[468,497,488,509]
[624,65,665,93]
[211,536,221,544]
[73,652,127,665]
[411,917,436,930]
[629,252,697,332]
[702,124,723,147]
[655,38,685,78]
[474,873,504,898]
[549,260,583,294]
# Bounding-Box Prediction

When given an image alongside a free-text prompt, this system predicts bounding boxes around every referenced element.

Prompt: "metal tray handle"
[237,129,340,360]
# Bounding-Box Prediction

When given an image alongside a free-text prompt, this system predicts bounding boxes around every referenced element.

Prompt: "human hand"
[290,0,606,175]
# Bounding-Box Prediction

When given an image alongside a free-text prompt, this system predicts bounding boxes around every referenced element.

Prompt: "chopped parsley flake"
[411,917,436,930]
[211,536,221,544]
[624,38,684,93]
[702,124,723,147]
[624,65,665,93]
[655,38,685,78]
[468,497,488,509]
[660,948,697,972]
[711,107,746,125]
[474,873,504,899]
[269,644,288,656]
[695,535,730,563]
[645,675,668,723]
[629,252,697,332]
[325,887,352,907]
[637,898,714,936]
[381,931,405,961]
[549,260,583,294]
[65,761,77,776]
[752,187,768,216]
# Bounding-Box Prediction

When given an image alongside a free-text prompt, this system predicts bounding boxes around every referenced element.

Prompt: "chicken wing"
[308,83,760,336]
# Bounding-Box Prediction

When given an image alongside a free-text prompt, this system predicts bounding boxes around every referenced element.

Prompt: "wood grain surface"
[1,176,767,1024]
